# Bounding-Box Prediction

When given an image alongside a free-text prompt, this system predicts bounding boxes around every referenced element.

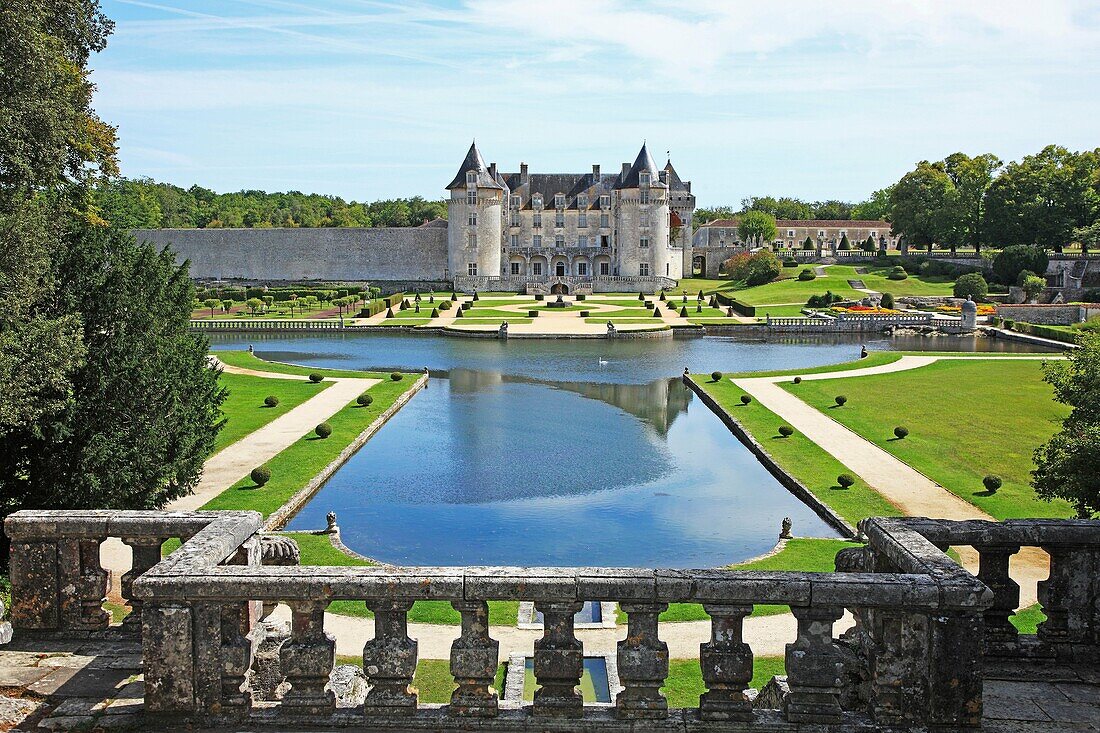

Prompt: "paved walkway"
[732,354,1062,605]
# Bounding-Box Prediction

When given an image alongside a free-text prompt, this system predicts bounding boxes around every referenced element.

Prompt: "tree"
[953,273,988,301]
[1032,333,1100,517]
[728,250,781,286]
[943,152,1001,254]
[203,298,219,317]
[985,145,1100,252]
[811,200,853,220]
[221,299,233,313]
[737,210,778,247]
[740,196,812,220]
[851,186,894,221]
[245,297,263,316]
[889,162,956,251]
[861,235,876,252]
[992,244,1048,286]
[1021,274,1046,302]
[1073,221,1100,255]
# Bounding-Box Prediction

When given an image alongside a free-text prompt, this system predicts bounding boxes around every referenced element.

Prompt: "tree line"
[91,177,448,230]
[693,194,889,229]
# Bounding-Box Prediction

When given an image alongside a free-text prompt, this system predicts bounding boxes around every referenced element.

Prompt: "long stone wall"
[133,227,448,282]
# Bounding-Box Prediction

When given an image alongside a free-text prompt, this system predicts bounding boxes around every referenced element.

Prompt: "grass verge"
[215,372,330,451]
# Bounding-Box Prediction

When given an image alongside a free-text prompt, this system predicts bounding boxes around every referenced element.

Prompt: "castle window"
[600,213,609,228]
[533,194,543,210]
[554,194,565,209]
[640,236,649,248]
[578,212,587,228]
[533,261,543,275]
[555,234,565,247]
[641,210,649,227]
[818,230,825,237]
[555,211,564,227]
[533,234,542,247]
[600,195,610,209]
[578,235,588,247]
[466,171,477,185]
[510,211,520,227]
[533,213,542,228]
[510,262,521,275]
[577,261,588,276]
[640,189,649,204]
[467,263,477,276]
[511,195,521,208]
[600,261,609,275]
[510,234,519,247]
[639,172,650,186]
[578,195,588,208]
[639,263,650,276]
[468,211,477,226]
[787,229,795,237]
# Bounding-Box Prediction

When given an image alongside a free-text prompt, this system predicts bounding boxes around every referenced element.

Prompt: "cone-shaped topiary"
[385,307,394,318]
[473,292,480,301]
[455,308,464,318]
[430,308,439,318]
[639,291,645,301]
[679,306,688,317]
[652,307,662,317]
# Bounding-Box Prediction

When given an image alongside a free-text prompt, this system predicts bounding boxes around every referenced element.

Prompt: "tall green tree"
[943,152,1001,253]
[740,196,813,220]
[888,162,956,251]
[985,145,1100,252]
[850,186,894,221]
[737,210,778,246]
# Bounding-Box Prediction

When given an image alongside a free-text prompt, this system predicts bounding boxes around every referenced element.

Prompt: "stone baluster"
[121,536,166,632]
[363,599,418,715]
[280,600,335,714]
[926,611,984,729]
[58,537,109,632]
[976,544,1021,648]
[1038,544,1100,652]
[698,604,753,721]
[449,600,499,717]
[867,610,930,726]
[784,605,843,724]
[219,601,257,718]
[616,602,669,719]
[532,601,584,717]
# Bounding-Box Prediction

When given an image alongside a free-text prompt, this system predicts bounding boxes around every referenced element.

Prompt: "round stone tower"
[446,141,504,285]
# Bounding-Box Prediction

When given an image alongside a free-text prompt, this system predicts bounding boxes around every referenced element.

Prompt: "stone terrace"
[1,511,1098,732]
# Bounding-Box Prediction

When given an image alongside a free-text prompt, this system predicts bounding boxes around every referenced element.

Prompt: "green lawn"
[663,656,785,707]
[215,372,329,451]
[215,350,391,380]
[783,359,1072,519]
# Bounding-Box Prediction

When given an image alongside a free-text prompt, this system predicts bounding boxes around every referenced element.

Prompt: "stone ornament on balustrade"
[3,509,1098,732]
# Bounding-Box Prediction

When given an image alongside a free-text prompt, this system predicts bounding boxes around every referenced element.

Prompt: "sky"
[94,0,1100,207]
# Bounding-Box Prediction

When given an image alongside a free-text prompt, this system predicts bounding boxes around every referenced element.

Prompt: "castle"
[448,141,694,294]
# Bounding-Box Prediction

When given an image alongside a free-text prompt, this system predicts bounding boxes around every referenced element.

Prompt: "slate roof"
[702,218,890,229]
[615,143,663,189]
[498,172,619,210]
[446,141,504,190]
[664,159,691,192]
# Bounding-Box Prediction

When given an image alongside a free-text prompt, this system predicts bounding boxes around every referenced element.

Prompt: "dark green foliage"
[385,307,394,317]
[535,294,544,301]
[880,293,895,309]
[806,291,842,308]
[356,393,373,407]
[390,372,403,381]
[740,395,752,405]
[954,272,989,300]
[264,395,279,408]
[837,474,856,488]
[802,236,815,249]
[983,475,1002,493]
[798,269,816,281]
[894,426,909,439]
[399,300,408,310]
[888,266,908,280]
[528,310,539,317]
[579,310,590,317]
[430,308,439,318]
[783,258,798,267]
[639,292,645,300]
[577,293,586,301]
[838,234,850,250]
[835,395,848,406]
[711,371,723,382]
[993,245,1049,286]
[696,303,702,313]
[730,250,782,286]
[472,292,479,301]
[314,423,332,439]
[652,307,661,317]
[454,308,464,318]
[250,466,271,486]
[792,376,802,384]
[778,425,794,437]
[309,373,324,383]
[679,306,688,317]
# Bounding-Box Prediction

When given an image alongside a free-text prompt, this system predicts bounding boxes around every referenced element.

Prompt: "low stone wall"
[994,304,1087,325]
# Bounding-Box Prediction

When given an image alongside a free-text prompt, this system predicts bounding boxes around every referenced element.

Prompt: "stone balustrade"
[5,510,1098,731]
[190,319,346,330]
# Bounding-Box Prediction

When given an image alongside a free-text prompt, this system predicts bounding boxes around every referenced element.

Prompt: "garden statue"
[606,321,616,336]
[325,511,338,533]
[780,517,793,539]
[248,344,254,353]
[860,345,868,359]
[499,321,509,339]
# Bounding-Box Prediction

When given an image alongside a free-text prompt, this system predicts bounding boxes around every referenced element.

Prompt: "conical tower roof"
[664,158,690,192]
[446,141,504,190]
[616,142,662,189]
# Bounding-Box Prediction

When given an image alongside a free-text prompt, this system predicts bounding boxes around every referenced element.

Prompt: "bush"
[577,293,586,301]
[730,250,782,286]
[455,308,464,318]
[797,268,816,281]
[652,307,662,317]
[793,376,802,384]
[806,291,842,308]
[430,308,439,318]
[894,426,909,439]
[309,373,324,383]
[778,425,794,437]
[314,422,332,439]
[679,306,688,317]
[385,307,394,318]
[837,473,855,488]
[638,292,645,301]
[472,292,479,301]
[399,300,409,311]
[888,266,908,281]
[356,393,373,407]
[880,292,895,310]
[438,300,451,311]
[390,372,403,381]
[535,294,544,301]
[993,245,1048,286]
[711,371,723,382]
[835,395,848,406]
[250,466,271,486]
[838,234,850,250]
[529,310,539,317]
[579,310,590,317]
[983,475,1003,493]
[783,258,798,268]
[740,395,752,405]
[263,395,280,407]
[953,272,989,301]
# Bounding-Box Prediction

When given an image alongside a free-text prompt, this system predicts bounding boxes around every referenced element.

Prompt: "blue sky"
[95,0,1100,207]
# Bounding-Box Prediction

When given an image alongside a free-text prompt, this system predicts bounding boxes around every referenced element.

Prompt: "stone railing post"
[59,538,110,632]
[532,601,584,717]
[866,609,930,726]
[448,600,499,717]
[8,538,62,630]
[280,600,336,714]
[120,536,166,632]
[143,602,197,715]
[784,605,843,724]
[976,544,1021,649]
[363,599,418,715]
[927,610,984,729]
[698,604,753,721]
[615,602,669,719]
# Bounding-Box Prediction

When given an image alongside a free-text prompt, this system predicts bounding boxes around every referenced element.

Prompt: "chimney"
[659,170,668,184]
[489,162,497,179]
[685,181,691,193]
[592,164,600,178]
[621,162,630,180]
[520,162,529,185]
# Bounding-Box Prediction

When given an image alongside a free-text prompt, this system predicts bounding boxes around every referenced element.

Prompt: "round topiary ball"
[264,395,280,407]
[356,393,373,407]
[983,475,1003,493]
[711,371,723,382]
[835,395,848,406]
[740,395,752,405]
[315,422,332,439]
[837,473,855,488]
[894,426,909,439]
[390,372,403,381]
[250,466,271,486]
[778,425,794,437]
[793,376,802,384]
[309,373,324,383]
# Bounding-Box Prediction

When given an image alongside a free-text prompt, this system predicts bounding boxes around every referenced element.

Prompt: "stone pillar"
[532,601,584,717]
[280,600,335,714]
[977,544,1021,649]
[219,601,257,718]
[867,610,930,726]
[121,536,166,632]
[57,538,109,632]
[449,600,499,717]
[699,604,754,721]
[143,602,196,715]
[927,611,984,729]
[9,540,61,630]
[1038,544,1100,653]
[784,606,843,724]
[363,599,418,715]
[616,602,669,719]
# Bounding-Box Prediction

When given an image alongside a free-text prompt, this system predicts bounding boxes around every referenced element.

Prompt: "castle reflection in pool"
[284,368,838,567]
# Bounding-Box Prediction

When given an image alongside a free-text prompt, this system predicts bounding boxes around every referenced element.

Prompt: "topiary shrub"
[783,258,798,268]
[793,376,802,384]
[837,473,855,488]
[356,393,374,407]
[696,303,703,313]
[579,310,590,317]
[740,395,752,405]
[529,310,539,318]
[778,425,794,437]
[638,292,645,301]
[711,371,723,382]
[250,466,271,486]
[309,373,324,383]
[983,475,1003,493]
[880,292,895,310]
[430,308,439,318]
[834,395,847,406]
[264,395,280,407]
[385,307,394,318]
[679,306,688,317]
[399,300,409,311]
[798,269,817,281]
[577,293,586,301]
[894,426,909,439]
[652,307,662,317]
[315,422,332,439]
[472,292,480,301]
[455,308,465,318]
[888,265,908,281]
[390,372,403,381]
[535,294,544,301]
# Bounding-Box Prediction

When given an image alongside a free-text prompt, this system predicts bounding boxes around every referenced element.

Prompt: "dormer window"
[533,194,543,210]
[466,171,477,185]
[511,195,521,209]
[578,195,588,208]
[639,172,650,186]
[600,195,610,209]
[554,194,565,209]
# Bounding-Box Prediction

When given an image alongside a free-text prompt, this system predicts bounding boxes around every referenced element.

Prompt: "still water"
[209,332,1049,567]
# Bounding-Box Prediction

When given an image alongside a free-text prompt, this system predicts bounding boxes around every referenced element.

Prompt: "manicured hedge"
[714,292,756,317]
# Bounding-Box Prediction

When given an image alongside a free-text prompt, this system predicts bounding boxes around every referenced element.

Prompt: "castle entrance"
[550,283,569,295]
